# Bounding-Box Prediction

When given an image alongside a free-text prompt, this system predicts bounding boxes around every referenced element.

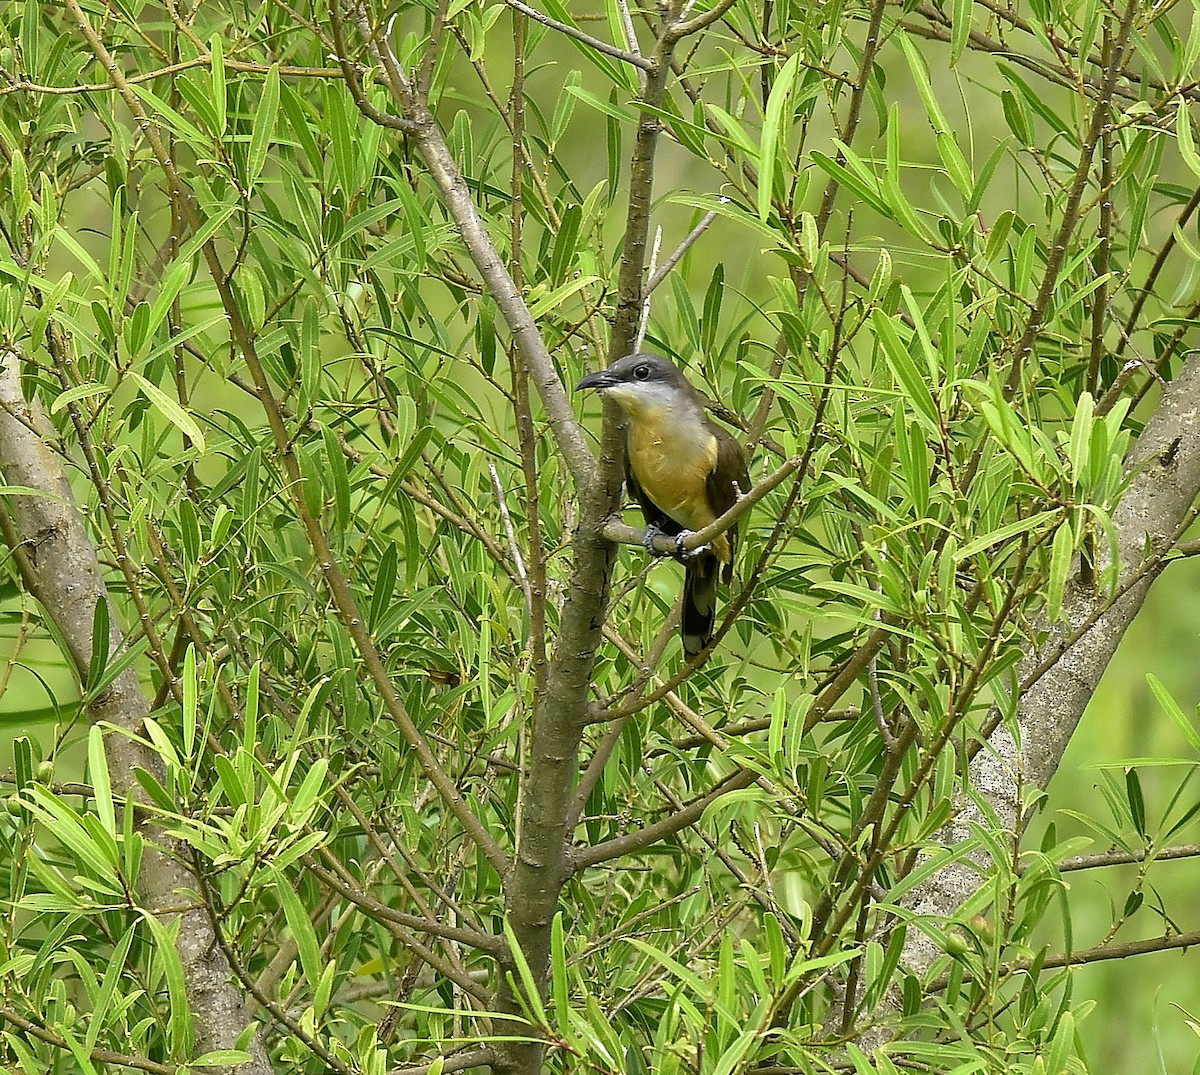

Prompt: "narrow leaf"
[88,725,116,842]
[1047,520,1074,623]
[758,52,801,222]
[210,35,226,134]
[138,910,193,1055]
[247,64,280,187]
[275,869,322,989]
[86,598,110,694]
[1147,673,1200,753]
[871,309,940,433]
[127,371,206,453]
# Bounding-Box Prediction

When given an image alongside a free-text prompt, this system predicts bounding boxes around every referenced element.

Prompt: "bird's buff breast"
[627,410,720,533]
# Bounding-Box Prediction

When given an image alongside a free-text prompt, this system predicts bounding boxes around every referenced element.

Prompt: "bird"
[575,353,750,657]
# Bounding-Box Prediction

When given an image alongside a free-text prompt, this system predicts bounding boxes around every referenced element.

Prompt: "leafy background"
[2,0,1200,1070]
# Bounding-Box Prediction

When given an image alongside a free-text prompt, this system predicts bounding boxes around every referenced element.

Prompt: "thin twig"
[635,225,662,351]
[1031,843,1200,874]
[496,0,653,70]
[645,209,720,294]
[490,463,531,612]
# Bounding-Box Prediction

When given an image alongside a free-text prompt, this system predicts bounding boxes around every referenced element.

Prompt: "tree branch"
[569,769,757,872]
[496,0,653,70]
[344,8,598,488]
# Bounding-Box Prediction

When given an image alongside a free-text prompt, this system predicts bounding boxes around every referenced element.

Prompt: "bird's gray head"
[575,354,699,420]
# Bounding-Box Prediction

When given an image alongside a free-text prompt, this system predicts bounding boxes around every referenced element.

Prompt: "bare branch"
[569,769,757,871]
[1049,842,1200,873]
[645,209,720,294]
[496,0,654,70]
[389,1048,498,1075]
[666,0,742,40]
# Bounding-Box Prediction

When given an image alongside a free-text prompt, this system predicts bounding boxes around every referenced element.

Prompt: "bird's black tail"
[682,554,719,658]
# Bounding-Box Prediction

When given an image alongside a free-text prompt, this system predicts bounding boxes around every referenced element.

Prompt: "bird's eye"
[633,364,650,381]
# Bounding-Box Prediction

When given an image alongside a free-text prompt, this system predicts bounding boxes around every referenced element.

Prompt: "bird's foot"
[642,522,669,556]
[674,531,711,561]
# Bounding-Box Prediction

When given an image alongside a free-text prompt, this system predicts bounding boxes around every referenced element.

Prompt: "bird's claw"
[675,531,711,560]
[642,522,668,556]
[643,524,710,560]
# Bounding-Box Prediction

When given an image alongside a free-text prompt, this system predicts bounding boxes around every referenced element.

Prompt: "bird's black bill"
[575,370,617,392]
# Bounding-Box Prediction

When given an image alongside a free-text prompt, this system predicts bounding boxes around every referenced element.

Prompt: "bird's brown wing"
[706,429,750,581]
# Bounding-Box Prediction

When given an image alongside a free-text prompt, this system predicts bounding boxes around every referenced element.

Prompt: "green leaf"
[22,783,117,877]
[127,371,207,453]
[57,1027,99,1075]
[1125,768,1146,836]
[369,544,398,633]
[706,104,758,155]
[563,83,632,123]
[1067,391,1094,483]
[86,598,110,696]
[1147,674,1200,753]
[87,725,116,842]
[1047,520,1074,624]
[50,381,108,415]
[27,271,75,351]
[327,84,355,196]
[274,868,322,989]
[951,0,973,65]
[936,131,973,200]
[322,424,351,531]
[871,309,940,433]
[811,150,891,218]
[551,70,581,144]
[210,35,226,134]
[503,921,549,1026]
[147,257,190,342]
[248,64,281,188]
[138,910,193,1055]
[190,1052,254,1068]
[1178,100,1200,178]
[81,633,150,707]
[182,645,198,759]
[954,511,1056,561]
[243,661,261,768]
[671,193,783,244]
[898,32,949,133]
[292,757,327,815]
[527,275,601,318]
[129,83,210,147]
[86,923,137,1050]
[551,913,577,1048]
[280,82,324,176]
[758,52,801,222]
[883,105,928,240]
[13,735,32,794]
